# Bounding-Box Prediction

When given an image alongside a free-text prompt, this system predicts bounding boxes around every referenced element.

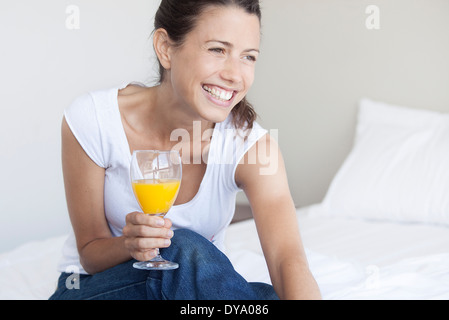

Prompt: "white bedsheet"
[1,204,448,300]
[225,204,449,299]
[0,236,65,300]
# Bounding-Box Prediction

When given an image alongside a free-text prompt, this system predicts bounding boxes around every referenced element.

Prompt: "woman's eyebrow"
[206,40,260,53]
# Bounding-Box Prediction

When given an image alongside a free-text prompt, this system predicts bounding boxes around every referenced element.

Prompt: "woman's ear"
[153,28,172,71]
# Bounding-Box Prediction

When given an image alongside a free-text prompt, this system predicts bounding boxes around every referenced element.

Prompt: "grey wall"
[244,0,449,207]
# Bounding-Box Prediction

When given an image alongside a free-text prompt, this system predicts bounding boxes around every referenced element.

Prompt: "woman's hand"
[123,212,174,261]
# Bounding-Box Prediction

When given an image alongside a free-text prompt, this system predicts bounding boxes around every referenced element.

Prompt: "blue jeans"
[49,229,278,300]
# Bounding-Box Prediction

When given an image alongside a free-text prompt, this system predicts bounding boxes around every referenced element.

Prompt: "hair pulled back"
[154,0,261,129]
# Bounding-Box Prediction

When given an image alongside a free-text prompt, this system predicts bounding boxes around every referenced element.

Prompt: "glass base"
[133,256,179,270]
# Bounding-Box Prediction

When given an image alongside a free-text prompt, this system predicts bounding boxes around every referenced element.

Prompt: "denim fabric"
[49,229,278,300]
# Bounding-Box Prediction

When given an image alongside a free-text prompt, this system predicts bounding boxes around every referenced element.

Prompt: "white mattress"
[1,204,448,300]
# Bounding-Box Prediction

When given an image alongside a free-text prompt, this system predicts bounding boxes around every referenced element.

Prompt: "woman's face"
[167,5,261,123]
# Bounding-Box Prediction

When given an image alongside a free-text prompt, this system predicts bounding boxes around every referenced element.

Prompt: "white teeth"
[203,85,233,101]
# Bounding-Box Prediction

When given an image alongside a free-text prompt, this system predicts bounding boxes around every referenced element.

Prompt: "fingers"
[123,212,174,261]
[124,213,173,237]
[124,236,171,252]
[126,212,165,227]
[126,212,173,228]
[134,236,172,249]
[132,249,158,262]
[124,223,173,238]
[125,237,172,262]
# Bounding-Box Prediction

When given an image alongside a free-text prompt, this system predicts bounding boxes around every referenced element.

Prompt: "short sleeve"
[64,93,106,168]
[220,120,268,192]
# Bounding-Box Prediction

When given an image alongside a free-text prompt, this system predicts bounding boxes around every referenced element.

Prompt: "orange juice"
[132,179,181,215]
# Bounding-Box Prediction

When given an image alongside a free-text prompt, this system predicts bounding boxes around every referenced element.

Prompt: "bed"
[1,204,448,300]
[1,98,448,300]
[227,205,449,300]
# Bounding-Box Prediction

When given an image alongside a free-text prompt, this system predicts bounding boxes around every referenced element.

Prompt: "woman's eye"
[244,55,257,62]
[210,48,225,54]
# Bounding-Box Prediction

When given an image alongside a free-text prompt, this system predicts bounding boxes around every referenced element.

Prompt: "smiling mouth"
[202,85,235,102]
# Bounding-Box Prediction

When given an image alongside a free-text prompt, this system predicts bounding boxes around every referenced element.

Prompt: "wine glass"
[130,150,182,270]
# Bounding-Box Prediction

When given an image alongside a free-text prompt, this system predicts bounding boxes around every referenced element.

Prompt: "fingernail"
[156,218,164,226]
[164,239,171,246]
[168,230,174,238]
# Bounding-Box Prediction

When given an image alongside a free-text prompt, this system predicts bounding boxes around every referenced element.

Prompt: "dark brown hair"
[154,0,261,129]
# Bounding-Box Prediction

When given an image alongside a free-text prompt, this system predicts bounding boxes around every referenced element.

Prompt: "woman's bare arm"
[235,134,321,300]
[61,118,172,274]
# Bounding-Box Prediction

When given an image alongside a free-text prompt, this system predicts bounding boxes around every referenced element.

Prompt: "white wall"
[1,0,448,252]
[0,0,160,252]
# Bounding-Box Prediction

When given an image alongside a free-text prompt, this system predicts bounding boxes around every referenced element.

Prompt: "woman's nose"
[220,57,243,85]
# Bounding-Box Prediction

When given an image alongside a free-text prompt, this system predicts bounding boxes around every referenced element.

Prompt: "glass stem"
[152,248,164,261]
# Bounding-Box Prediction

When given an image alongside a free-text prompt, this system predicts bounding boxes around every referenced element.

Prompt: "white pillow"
[322,98,449,226]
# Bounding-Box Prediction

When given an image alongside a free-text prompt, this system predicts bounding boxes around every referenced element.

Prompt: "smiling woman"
[49,0,321,300]
[154,0,261,129]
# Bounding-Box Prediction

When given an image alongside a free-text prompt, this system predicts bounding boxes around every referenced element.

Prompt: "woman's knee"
[172,228,206,243]
[162,229,226,263]
[170,229,210,251]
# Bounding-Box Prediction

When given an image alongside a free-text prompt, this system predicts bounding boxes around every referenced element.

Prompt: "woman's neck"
[150,83,215,141]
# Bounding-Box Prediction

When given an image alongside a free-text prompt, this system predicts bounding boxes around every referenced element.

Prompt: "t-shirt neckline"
[112,85,218,209]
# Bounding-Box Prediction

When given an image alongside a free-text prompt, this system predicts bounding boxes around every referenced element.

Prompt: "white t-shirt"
[57,83,267,274]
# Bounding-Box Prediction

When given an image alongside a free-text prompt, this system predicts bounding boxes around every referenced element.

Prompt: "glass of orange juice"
[130,150,182,270]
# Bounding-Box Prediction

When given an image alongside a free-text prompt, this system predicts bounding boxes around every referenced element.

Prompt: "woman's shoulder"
[118,82,148,97]
[66,86,117,114]
[218,114,267,143]
[117,83,150,112]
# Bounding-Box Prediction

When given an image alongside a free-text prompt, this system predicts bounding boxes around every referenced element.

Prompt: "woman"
[50,0,321,300]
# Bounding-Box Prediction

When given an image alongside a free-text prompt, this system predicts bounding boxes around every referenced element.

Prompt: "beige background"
[1,0,448,251]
